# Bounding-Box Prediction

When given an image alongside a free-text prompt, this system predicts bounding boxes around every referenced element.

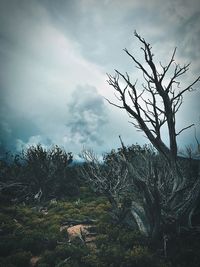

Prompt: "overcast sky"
[0,0,200,157]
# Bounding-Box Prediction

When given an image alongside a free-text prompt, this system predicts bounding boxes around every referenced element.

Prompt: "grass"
[0,193,110,266]
[0,189,199,267]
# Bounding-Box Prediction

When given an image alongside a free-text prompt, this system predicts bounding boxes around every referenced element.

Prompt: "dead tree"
[106,31,200,238]
[81,143,200,243]
[81,149,133,222]
[81,32,200,243]
[106,31,199,167]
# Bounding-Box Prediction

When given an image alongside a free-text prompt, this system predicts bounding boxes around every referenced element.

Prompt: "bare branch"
[173,75,200,101]
[104,97,124,109]
[124,48,153,81]
[160,47,177,83]
[176,124,195,136]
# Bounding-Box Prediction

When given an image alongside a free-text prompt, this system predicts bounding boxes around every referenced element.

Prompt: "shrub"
[21,145,76,201]
[0,258,15,267]
[38,244,89,267]
[37,264,50,267]
[6,251,32,267]
[21,231,46,254]
[0,237,19,257]
[124,245,154,267]
[0,145,80,203]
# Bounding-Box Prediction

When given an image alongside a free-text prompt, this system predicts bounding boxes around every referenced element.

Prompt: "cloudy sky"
[0,0,200,157]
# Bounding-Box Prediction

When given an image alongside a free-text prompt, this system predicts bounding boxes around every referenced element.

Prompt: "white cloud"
[16,135,50,151]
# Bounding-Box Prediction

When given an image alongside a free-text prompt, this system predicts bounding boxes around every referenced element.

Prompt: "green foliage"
[0,199,197,267]
[21,144,76,201]
[0,251,31,267]
[0,145,80,203]
[21,230,46,254]
[37,244,90,267]
[94,220,151,266]
[124,246,155,267]
[0,196,110,265]
[0,163,199,267]
[0,237,18,257]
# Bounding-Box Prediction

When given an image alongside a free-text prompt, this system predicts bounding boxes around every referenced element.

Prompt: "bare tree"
[80,32,200,247]
[81,148,132,222]
[106,31,200,167]
[81,142,200,245]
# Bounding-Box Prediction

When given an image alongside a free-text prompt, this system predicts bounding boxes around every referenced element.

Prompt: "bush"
[0,145,80,203]
[37,244,89,267]
[6,251,32,267]
[0,258,15,267]
[21,145,76,201]
[21,231,46,254]
[1,193,194,267]
[0,237,19,257]
[124,246,154,267]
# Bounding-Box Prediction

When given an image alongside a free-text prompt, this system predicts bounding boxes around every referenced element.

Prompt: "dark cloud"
[66,85,108,145]
[36,0,200,75]
[0,0,199,156]
[0,111,40,153]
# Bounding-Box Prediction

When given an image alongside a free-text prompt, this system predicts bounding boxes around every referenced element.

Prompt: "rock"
[30,256,41,267]
[60,224,97,249]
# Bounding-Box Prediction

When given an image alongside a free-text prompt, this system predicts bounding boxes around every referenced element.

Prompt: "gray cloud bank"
[0,0,200,156]
[66,86,108,146]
